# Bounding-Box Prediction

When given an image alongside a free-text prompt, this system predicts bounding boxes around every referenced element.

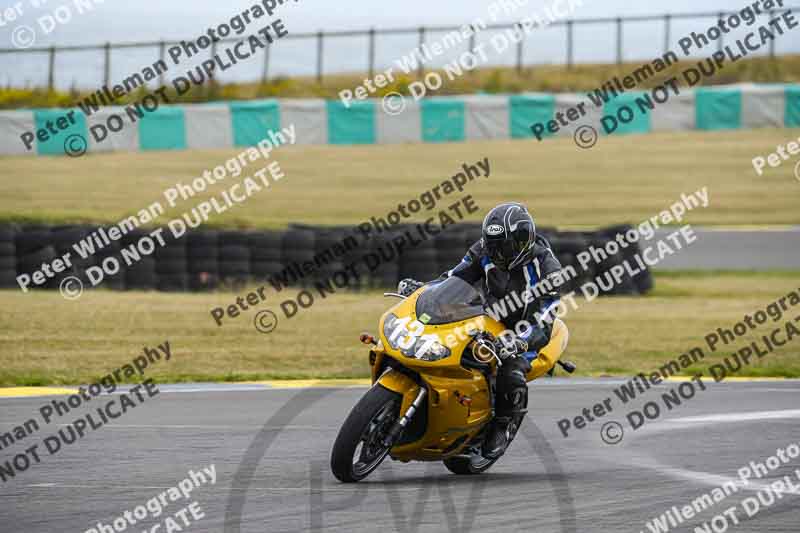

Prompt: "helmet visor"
[486,225,532,269]
[486,238,521,269]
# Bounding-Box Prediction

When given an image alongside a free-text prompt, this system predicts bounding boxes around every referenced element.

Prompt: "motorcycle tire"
[331,384,401,483]
[443,413,524,475]
[442,453,498,475]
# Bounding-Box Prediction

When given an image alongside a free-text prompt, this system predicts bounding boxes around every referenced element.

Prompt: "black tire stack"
[338,228,370,291]
[51,225,91,287]
[219,231,250,289]
[586,230,637,296]
[15,226,59,290]
[362,232,396,289]
[549,231,592,294]
[0,224,17,288]
[398,228,438,282]
[187,230,219,291]
[461,222,482,249]
[313,228,347,288]
[123,229,158,290]
[602,225,654,294]
[435,227,466,277]
[0,223,655,295]
[155,231,187,291]
[250,230,283,284]
[94,227,126,290]
[281,227,316,288]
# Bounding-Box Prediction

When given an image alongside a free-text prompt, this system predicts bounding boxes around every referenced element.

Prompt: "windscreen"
[414,277,485,325]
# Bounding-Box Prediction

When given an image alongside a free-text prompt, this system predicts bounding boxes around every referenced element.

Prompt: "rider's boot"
[482,416,515,459]
[482,356,529,460]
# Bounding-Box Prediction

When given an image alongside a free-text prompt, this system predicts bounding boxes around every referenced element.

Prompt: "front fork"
[382,386,427,447]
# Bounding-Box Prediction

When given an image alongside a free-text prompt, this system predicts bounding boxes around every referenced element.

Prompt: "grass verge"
[2,128,799,228]
[1,272,798,386]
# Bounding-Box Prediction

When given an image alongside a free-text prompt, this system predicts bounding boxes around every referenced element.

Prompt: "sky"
[1,0,797,89]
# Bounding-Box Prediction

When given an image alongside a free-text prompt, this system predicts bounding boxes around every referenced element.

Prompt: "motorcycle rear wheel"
[331,384,401,483]
[443,414,524,475]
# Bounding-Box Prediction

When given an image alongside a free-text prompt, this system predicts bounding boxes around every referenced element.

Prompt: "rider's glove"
[397,278,424,297]
[498,323,550,362]
[497,336,528,360]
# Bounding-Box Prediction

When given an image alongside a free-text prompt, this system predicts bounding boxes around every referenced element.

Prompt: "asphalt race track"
[2,379,799,533]
[651,228,800,271]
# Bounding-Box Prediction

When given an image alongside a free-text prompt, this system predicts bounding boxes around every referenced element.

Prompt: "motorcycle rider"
[397,202,562,459]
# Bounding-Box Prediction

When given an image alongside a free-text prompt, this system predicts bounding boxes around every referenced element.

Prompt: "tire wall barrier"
[0,223,653,295]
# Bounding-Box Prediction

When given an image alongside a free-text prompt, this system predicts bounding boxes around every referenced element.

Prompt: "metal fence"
[0,8,793,91]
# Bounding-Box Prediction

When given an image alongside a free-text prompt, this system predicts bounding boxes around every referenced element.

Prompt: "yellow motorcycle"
[331,276,572,482]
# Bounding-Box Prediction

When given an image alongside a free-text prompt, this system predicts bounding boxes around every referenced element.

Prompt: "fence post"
[616,17,623,65]
[368,28,376,79]
[48,46,55,91]
[103,42,111,88]
[262,44,270,84]
[468,25,476,75]
[159,41,166,87]
[418,26,425,78]
[208,40,217,97]
[469,24,476,53]
[663,14,671,55]
[316,30,324,84]
[566,20,574,69]
[770,10,776,58]
[515,23,523,74]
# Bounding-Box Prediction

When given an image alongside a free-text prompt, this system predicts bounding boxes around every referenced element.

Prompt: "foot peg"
[557,360,577,374]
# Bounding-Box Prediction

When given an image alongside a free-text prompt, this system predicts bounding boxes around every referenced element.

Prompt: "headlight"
[382,313,403,351]
[413,338,451,361]
[382,313,451,361]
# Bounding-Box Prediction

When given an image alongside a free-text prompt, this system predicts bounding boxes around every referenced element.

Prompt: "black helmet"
[481,203,536,271]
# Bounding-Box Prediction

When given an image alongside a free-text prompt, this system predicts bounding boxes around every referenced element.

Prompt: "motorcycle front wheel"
[331,384,401,483]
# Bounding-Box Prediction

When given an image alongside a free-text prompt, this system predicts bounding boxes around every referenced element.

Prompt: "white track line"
[628,409,800,495]
[741,388,800,392]
[630,455,800,495]
[657,409,800,429]
[631,409,800,437]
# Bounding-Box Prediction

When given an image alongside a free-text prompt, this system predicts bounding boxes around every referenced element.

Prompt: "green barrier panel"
[695,88,742,131]
[34,108,87,156]
[230,100,281,147]
[603,91,652,136]
[421,100,465,143]
[326,100,375,145]
[786,86,800,128]
[139,106,186,151]
[509,94,556,139]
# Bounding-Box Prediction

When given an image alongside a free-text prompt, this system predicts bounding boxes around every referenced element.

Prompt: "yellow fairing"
[526,318,570,380]
[377,367,493,461]
[375,370,419,415]
[371,291,507,460]
[370,290,571,461]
